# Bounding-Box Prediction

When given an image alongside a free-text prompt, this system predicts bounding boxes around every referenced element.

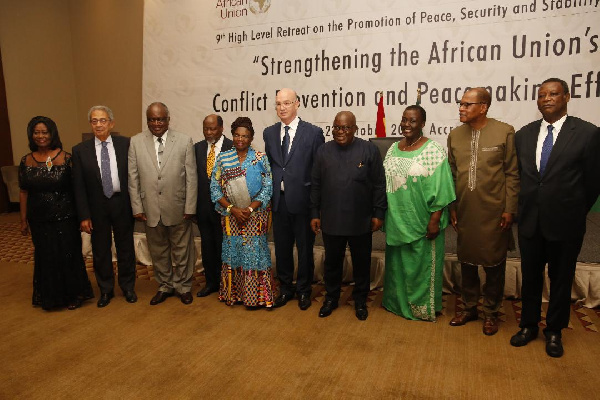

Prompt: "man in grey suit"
[128,102,198,305]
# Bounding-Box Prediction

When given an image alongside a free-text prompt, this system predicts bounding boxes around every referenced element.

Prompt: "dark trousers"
[198,210,223,290]
[272,192,315,296]
[519,228,582,334]
[460,261,506,317]
[90,193,136,294]
[322,231,372,303]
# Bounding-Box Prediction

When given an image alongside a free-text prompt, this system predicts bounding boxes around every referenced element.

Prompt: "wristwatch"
[248,206,254,213]
[226,204,233,214]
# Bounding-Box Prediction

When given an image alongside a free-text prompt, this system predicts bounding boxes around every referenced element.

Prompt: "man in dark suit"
[72,105,137,307]
[263,88,325,310]
[310,111,387,320]
[511,78,600,357]
[195,114,233,297]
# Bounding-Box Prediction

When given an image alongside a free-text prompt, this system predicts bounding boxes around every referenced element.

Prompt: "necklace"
[402,136,423,150]
[31,149,62,171]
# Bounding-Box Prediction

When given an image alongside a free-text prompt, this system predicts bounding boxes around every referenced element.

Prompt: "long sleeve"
[503,127,520,215]
[369,145,387,220]
[71,146,91,221]
[127,139,143,215]
[183,136,198,215]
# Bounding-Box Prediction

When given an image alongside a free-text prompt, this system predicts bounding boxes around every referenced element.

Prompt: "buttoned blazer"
[194,136,233,221]
[128,129,197,227]
[72,135,132,221]
[263,119,324,214]
[515,116,600,240]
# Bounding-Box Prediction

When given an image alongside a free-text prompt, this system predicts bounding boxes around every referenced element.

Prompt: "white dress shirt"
[536,114,566,171]
[279,116,300,191]
[154,130,169,166]
[206,134,225,157]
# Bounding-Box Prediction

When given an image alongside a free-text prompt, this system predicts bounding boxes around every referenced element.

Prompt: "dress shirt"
[279,116,300,191]
[94,136,121,192]
[154,130,169,166]
[206,134,225,157]
[536,114,566,171]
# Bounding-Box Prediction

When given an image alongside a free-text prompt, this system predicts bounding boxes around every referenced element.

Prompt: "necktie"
[540,125,553,175]
[101,141,114,198]
[157,137,164,168]
[206,143,216,178]
[282,125,290,161]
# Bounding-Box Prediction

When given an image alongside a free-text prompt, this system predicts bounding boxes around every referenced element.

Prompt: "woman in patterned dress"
[19,116,93,310]
[382,105,455,321]
[210,117,274,307]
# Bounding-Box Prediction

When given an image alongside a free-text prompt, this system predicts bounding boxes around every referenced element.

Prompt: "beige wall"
[0,0,143,164]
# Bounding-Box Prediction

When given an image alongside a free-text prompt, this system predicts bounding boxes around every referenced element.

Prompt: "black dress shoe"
[180,292,193,305]
[150,291,173,306]
[355,302,368,321]
[510,327,539,347]
[196,285,218,298]
[298,294,312,310]
[545,332,564,358]
[97,292,114,308]
[124,291,138,303]
[273,293,294,308]
[318,300,338,318]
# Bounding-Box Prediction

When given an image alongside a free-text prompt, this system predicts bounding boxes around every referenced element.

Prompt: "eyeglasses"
[457,102,486,108]
[332,125,355,133]
[90,118,111,125]
[232,133,252,140]
[275,101,296,109]
[147,117,168,124]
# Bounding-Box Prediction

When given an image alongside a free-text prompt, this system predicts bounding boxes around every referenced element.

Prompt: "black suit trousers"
[518,225,583,333]
[272,192,315,296]
[90,193,136,294]
[198,210,223,290]
[322,231,372,303]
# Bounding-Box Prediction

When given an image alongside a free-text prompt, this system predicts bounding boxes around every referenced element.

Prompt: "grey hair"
[88,105,114,121]
[147,102,170,117]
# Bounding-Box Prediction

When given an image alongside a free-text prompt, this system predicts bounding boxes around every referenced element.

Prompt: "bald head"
[203,114,224,143]
[275,88,300,125]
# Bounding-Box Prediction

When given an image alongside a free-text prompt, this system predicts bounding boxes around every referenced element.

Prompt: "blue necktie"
[539,125,553,176]
[101,141,114,198]
[282,125,290,162]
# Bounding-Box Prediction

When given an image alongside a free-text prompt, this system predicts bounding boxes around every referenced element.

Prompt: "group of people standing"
[18,79,600,359]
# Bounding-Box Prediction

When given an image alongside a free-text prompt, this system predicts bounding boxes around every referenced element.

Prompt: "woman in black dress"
[19,116,93,310]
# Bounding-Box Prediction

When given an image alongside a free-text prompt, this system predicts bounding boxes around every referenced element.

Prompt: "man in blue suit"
[263,88,325,310]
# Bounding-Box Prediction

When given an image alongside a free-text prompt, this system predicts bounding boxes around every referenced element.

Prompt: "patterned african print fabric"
[210,147,274,307]
[382,140,455,321]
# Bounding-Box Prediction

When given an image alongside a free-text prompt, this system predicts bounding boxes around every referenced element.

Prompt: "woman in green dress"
[382,105,455,321]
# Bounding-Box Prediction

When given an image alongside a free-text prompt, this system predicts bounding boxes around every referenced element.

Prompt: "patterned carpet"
[1,215,598,332]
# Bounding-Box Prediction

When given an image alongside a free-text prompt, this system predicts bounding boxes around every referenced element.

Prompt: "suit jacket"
[72,135,133,221]
[194,136,233,221]
[263,119,325,214]
[128,129,197,227]
[515,116,600,241]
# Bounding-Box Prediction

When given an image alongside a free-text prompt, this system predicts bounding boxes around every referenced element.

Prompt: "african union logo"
[249,0,271,14]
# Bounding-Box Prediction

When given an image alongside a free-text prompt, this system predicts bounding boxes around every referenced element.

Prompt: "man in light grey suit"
[128,102,198,305]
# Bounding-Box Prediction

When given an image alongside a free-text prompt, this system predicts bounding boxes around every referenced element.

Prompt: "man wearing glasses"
[310,111,386,320]
[447,88,519,335]
[128,102,198,306]
[72,105,137,307]
[263,88,325,310]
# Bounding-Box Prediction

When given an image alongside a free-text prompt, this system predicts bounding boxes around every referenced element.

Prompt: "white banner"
[143,0,600,150]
